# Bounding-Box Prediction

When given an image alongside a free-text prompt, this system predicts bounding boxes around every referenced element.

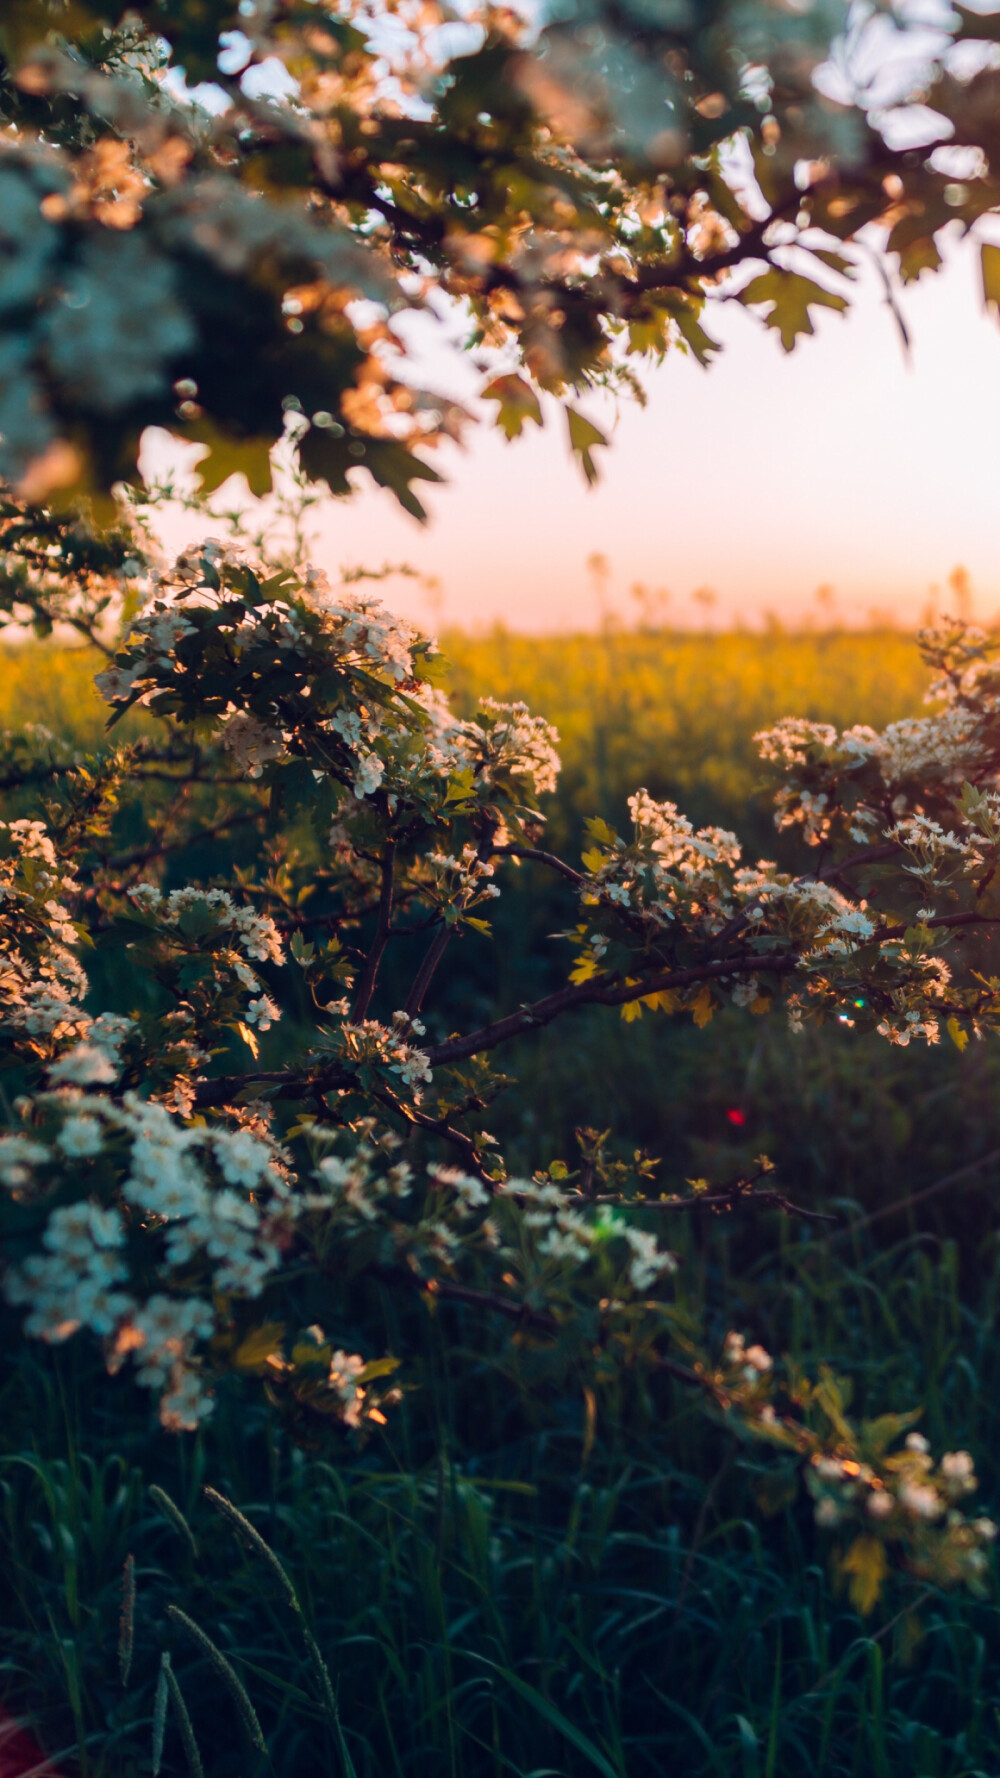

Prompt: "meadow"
[4,625,1000,1778]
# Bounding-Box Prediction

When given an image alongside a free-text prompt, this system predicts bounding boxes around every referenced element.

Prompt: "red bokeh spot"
[725,1108,746,1126]
[0,1711,63,1777]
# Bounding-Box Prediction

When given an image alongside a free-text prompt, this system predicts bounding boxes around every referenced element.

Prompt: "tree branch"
[372,1265,713,1391]
[351,842,396,1021]
[404,924,452,1019]
[876,910,1000,941]
[192,952,801,1107]
[493,845,585,886]
[577,1187,837,1225]
[425,953,801,1068]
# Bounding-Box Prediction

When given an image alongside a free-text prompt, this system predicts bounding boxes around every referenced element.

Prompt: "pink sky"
[149,230,1000,633]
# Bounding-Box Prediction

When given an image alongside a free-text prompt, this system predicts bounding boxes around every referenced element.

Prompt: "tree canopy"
[0,0,998,511]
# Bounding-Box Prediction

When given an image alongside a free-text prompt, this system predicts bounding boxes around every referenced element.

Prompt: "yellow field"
[2,627,932,830]
[442,627,931,827]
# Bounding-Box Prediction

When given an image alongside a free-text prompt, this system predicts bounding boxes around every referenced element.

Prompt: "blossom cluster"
[0,817,89,1050]
[755,623,1000,852]
[716,1335,997,1608]
[335,1013,433,1093]
[310,1134,678,1296]
[127,883,284,966]
[94,545,561,817]
[3,1092,292,1431]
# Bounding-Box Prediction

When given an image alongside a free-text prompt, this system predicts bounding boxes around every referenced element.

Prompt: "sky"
[148,229,1000,635]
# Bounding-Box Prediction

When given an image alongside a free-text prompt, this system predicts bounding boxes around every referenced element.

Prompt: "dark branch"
[425,954,801,1068]
[405,924,452,1019]
[493,845,585,886]
[577,1187,837,1225]
[372,1265,712,1391]
[351,842,396,1021]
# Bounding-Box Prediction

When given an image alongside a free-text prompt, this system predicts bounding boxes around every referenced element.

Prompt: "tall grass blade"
[118,1553,135,1688]
[202,1487,299,1615]
[202,1486,357,1776]
[152,1654,169,1776]
[165,1603,267,1756]
[162,1652,206,1778]
[149,1484,199,1560]
[468,1654,623,1778]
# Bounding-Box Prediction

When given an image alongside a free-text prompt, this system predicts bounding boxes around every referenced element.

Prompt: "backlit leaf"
[566,407,608,486]
[738,270,847,352]
[482,374,543,440]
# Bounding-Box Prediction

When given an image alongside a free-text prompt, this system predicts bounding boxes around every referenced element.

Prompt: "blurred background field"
[6,625,1000,1778]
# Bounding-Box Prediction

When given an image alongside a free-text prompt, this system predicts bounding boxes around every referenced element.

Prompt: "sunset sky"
[150,229,1000,634]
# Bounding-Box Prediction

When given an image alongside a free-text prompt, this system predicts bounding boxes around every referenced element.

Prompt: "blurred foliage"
[0,0,999,508]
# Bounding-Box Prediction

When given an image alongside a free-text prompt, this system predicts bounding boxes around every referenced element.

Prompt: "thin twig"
[493,845,585,886]
[577,1187,836,1225]
[373,1265,713,1391]
[811,1147,1000,1248]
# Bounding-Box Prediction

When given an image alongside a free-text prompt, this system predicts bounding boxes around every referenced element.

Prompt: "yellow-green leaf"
[566,407,608,486]
[569,953,601,985]
[187,420,274,497]
[983,242,1000,321]
[947,1015,969,1052]
[691,986,715,1027]
[842,1534,889,1616]
[356,1353,402,1385]
[581,848,607,875]
[738,269,847,353]
[234,1322,285,1373]
[585,818,618,845]
[642,989,680,1014]
[482,374,543,440]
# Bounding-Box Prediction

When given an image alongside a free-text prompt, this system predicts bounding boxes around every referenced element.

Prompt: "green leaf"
[657,290,722,366]
[738,270,847,352]
[444,767,476,804]
[902,923,932,952]
[859,1408,921,1459]
[566,407,608,486]
[482,374,543,440]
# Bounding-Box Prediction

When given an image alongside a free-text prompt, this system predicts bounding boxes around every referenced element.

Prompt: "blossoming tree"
[3,0,1000,1620]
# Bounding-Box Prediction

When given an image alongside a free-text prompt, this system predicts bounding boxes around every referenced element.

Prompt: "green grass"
[4,627,1000,1776]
